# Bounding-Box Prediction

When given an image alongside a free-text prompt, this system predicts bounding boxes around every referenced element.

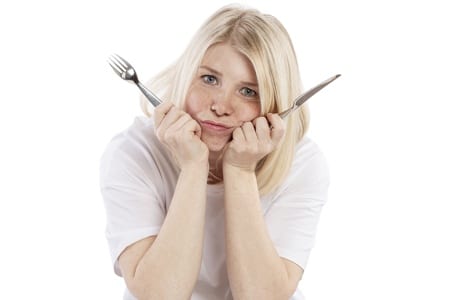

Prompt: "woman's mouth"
[200,120,233,132]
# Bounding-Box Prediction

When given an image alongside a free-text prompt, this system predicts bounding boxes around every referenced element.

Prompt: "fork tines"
[107,54,129,78]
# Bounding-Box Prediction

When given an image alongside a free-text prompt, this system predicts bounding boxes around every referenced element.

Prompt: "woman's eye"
[201,75,217,85]
[240,87,257,97]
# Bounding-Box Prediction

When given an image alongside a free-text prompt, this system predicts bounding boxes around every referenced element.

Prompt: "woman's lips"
[200,120,233,132]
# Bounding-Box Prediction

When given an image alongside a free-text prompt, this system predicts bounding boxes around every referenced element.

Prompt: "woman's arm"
[223,165,303,299]
[118,102,209,299]
[119,164,208,299]
[223,115,303,299]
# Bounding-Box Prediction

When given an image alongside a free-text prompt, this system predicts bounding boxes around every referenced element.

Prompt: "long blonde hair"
[142,4,310,195]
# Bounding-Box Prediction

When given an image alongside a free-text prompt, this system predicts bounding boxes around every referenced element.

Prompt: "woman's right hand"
[154,101,209,169]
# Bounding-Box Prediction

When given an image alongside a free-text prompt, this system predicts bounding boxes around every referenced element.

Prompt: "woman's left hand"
[223,113,286,171]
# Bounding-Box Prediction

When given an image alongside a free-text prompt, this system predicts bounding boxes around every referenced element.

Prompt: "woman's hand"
[223,113,285,172]
[154,102,209,169]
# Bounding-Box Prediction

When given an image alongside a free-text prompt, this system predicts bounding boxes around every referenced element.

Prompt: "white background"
[1,0,449,299]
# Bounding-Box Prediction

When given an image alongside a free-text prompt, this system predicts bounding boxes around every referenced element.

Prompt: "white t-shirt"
[100,116,329,300]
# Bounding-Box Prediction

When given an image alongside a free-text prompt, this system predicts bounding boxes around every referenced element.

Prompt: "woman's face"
[185,43,261,154]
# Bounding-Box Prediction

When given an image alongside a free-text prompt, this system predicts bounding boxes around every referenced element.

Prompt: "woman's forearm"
[131,164,208,299]
[223,164,292,300]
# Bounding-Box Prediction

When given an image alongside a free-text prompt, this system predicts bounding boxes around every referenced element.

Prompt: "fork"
[107,54,162,107]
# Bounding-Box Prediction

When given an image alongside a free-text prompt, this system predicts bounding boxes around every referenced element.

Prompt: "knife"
[278,74,341,119]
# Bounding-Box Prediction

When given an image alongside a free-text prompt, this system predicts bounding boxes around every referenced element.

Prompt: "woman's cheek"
[185,85,211,116]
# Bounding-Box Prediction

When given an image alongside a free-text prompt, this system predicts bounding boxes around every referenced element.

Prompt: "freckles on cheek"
[237,105,261,123]
[185,88,209,115]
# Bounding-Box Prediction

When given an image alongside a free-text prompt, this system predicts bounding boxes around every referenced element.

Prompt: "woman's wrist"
[223,162,256,177]
[180,160,209,179]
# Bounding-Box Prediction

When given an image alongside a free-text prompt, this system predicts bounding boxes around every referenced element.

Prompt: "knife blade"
[279,74,341,119]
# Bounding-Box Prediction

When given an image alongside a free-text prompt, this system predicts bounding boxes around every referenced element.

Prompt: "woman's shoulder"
[283,136,330,192]
[293,136,328,170]
[100,116,175,177]
[261,135,330,212]
[102,116,156,159]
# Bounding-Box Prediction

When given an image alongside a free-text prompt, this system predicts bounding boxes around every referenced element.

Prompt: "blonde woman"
[100,4,329,300]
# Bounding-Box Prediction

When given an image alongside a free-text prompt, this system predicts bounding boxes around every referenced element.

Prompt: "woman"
[100,4,329,300]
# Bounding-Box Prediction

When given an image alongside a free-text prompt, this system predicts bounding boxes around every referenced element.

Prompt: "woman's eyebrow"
[199,65,222,76]
[241,80,258,88]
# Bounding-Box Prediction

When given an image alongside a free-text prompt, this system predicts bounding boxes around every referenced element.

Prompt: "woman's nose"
[211,90,234,116]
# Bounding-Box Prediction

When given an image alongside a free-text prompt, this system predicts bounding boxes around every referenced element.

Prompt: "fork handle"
[136,81,162,107]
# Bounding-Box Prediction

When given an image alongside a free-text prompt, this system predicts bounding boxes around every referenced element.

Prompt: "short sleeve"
[99,125,169,276]
[264,140,329,270]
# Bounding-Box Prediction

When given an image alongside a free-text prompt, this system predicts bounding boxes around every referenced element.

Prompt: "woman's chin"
[207,142,227,153]
[201,135,230,153]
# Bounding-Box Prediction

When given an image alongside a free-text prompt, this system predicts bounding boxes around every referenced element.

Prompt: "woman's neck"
[208,150,224,184]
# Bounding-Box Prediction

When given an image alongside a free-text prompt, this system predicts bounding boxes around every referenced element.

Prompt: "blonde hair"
[142,4,310,195]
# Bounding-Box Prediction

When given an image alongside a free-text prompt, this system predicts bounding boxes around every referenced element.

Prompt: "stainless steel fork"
[107,54,162,107]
